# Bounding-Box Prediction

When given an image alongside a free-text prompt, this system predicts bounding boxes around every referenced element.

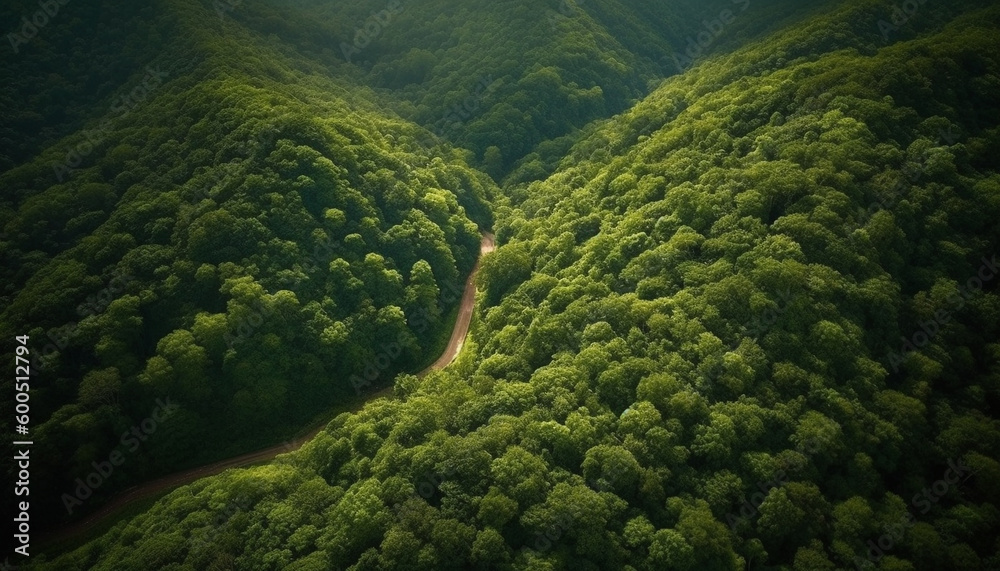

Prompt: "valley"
[1,0,998,569]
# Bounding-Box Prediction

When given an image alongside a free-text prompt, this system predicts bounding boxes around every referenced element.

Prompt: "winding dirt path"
[420,232,495,374]
[39,232,495,548]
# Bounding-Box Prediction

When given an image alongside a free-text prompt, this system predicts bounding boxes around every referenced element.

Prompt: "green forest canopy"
[0,0,998,569]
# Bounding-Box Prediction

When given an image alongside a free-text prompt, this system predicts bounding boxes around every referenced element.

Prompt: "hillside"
[207,0,821,180]
[1,0,494,532]
[0,0,834,534]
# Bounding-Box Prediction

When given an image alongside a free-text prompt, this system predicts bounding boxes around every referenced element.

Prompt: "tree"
[793,540,837,571]
[478,242,533,306]
[673,498,742,570]
[491,446,549,506]
[405,260,441,325]
[78,367,121,410]
[470,528,510,569]
[139,329,211,401]
[581,444,640,498]
[360,253,405,308]
[477,487,520,530]
[648,528,695,570]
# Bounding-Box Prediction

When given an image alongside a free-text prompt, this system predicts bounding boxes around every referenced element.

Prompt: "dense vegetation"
[1,0,493,529]
[235,0,819,181]
[2,0,999,569]
[0,1,168,171]
[2,0,812,532]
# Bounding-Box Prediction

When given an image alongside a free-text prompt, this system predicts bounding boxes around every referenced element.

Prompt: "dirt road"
[39,232,495,548]
[420,231,495,373]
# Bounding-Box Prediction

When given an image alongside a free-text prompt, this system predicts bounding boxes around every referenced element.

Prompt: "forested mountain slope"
[231,0,820,180]
[27,0,1000,569]
[0,0,838,534]
[1,0,494,531]
[0,1,170,171]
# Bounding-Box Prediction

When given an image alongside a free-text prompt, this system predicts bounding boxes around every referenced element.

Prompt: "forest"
[1,0,998,569]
